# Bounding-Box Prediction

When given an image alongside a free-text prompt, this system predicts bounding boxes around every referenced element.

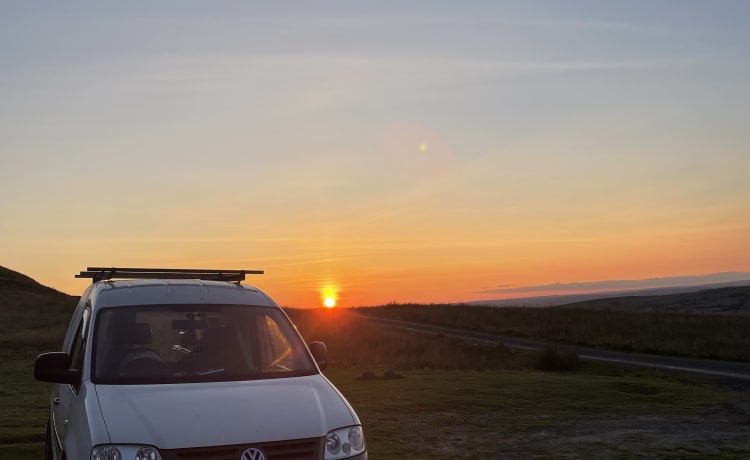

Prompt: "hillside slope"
[561,285,750,314]
[0,266,69,298]
[466,279,750,307]
[0,266,77,351]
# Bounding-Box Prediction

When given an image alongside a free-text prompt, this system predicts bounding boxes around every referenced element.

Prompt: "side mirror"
[308,341,328,371]
[34,352,81,385]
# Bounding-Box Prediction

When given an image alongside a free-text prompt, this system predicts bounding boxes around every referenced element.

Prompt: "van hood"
[94,375,356,449]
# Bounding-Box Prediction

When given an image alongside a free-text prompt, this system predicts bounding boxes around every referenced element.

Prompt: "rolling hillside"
[0,266,71,299]
[466,280,750,307]
[559,285,750,314]
[0,266,77,351]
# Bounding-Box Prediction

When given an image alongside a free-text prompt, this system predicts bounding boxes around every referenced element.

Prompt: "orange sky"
[2,3,749,307]
[11,214,747,308]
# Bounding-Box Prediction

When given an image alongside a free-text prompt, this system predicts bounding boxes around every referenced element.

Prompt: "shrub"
[536,345,581,372]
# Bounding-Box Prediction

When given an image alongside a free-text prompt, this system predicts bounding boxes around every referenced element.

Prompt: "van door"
[52,307,90,456]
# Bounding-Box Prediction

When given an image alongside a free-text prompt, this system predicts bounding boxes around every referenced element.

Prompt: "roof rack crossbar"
[76,267,263,283]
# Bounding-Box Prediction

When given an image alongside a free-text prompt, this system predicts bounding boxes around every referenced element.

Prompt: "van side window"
[68,307,90,392]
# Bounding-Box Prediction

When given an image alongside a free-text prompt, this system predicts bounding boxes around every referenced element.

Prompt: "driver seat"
[114,323,164,377]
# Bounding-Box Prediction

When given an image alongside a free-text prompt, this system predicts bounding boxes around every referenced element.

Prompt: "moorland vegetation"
[355,286,750,363]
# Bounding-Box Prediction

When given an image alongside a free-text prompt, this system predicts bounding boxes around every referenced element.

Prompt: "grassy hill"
[466,279,750,307]
[0,266,77,352]
[0,266,67,296]
[560,285,750,313]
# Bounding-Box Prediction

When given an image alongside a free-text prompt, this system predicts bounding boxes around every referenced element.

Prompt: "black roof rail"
[76,267,264,283]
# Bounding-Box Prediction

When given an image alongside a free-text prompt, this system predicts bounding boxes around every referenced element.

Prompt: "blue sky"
[1,1,748,306]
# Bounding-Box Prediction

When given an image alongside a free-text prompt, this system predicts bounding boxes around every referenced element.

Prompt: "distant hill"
[467,280,750,308]
[465,284,750,315]
[558,285,750,314]
[0,266,70,298]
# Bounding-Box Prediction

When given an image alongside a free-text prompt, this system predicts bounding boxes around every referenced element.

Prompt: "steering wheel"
[117,349,166,377]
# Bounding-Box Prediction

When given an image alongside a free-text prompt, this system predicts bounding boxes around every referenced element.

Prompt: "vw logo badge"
[241,447,266,460]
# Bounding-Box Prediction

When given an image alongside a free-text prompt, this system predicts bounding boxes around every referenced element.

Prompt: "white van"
[35,268,367,460]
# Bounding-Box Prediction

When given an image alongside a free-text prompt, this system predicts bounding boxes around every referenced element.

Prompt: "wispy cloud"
[480,272,750,295]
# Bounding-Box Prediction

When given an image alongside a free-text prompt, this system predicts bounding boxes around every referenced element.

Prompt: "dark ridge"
[559,285,750,313]
[0,265,71,298]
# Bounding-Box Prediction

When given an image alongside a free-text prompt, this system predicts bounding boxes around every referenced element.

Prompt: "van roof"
[77,267,263,283]
[76,268,275,310]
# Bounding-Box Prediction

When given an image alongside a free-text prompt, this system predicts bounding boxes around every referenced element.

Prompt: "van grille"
[160,437,321,460]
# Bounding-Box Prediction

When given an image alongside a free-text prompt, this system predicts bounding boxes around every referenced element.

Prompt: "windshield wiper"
[197,368,224,376]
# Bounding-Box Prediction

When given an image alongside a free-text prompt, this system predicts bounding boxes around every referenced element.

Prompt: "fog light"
[91,445,122,460]
[136,446,161,460]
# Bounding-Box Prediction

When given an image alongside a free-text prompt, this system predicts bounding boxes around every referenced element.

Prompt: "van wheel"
[45,419,53,460]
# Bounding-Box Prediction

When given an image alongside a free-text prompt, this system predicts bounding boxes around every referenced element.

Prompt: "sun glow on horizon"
[322,285,338,308]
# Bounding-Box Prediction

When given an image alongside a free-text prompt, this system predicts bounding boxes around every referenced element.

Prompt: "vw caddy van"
[34,268,366,460]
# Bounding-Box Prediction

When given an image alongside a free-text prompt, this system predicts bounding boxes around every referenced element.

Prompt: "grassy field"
[355,298,750,362]
[285,307,536,371]
[326,366,750,459]
[4,349,750,459]
[1,352,51,458]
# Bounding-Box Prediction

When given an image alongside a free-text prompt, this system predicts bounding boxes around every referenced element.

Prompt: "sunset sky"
[2,1,749,307]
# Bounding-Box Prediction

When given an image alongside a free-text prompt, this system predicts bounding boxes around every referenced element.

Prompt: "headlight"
[325,425,366,459]
[91,445,162,460]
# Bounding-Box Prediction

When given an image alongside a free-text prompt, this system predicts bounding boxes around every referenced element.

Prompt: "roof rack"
[76,267,264,283]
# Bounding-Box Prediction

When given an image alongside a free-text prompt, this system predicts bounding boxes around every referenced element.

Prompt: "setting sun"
[321,285,338,308]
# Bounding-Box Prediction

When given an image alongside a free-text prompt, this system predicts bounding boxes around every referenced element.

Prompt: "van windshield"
[92,305,317,384]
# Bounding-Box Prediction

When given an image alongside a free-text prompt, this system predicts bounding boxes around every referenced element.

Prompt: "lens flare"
[380,122,455,180]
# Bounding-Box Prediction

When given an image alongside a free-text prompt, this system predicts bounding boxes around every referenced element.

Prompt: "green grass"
[0,291,76,353]
[285,307,534,371]
[323,366,750,459]
[0,352,50,458]
[357,303,750,362]
[4,342,750,458]
[7,352,749,459]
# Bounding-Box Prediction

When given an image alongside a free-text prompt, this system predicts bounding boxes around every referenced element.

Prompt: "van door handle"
[53,397,60,406]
